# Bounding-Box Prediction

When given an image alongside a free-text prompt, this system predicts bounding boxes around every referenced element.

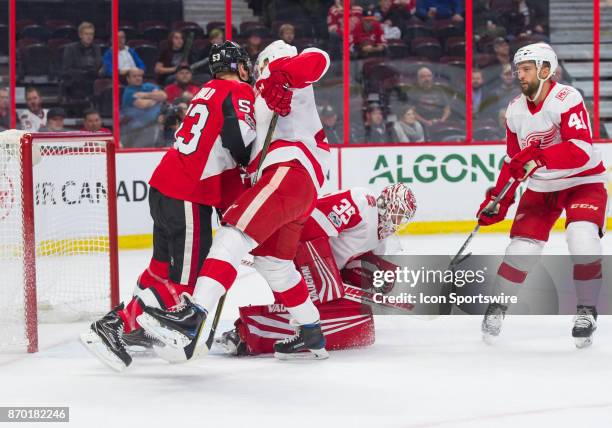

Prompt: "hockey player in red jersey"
[477,43,607,348]
[215,184,417,356]
[138,40,334,361]
[80,41,256,371]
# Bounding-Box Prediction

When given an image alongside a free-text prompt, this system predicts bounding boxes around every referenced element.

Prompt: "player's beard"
[520,79,540,99]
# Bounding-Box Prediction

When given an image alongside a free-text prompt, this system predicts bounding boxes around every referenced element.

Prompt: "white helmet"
[513,43,558,101]
[255,40,297,80]
[377,183,417,240]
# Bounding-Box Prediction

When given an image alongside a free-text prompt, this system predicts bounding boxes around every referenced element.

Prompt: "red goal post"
[0,131,119,353]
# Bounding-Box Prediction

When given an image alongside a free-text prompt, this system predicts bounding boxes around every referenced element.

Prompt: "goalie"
[216,183,417,356]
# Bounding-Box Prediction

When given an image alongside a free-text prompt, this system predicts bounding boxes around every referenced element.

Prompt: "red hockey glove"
[256,71,292,116]
[477,186,516,226]
[508,144,546,181]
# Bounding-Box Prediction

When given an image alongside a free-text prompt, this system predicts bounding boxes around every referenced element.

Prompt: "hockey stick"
[254,112,279,183]
[203,113,281,350]
[449,178,516,268]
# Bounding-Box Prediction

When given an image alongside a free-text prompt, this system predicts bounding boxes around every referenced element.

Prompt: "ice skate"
[137,293,208,360]
[80,303,132,372]
[215,328,247,356]
[481,303,507,345]
[274,321,329,360]
[572,305,597,349]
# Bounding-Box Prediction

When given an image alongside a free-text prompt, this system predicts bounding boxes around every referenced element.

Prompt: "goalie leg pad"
[236,299,374,355]
[294,237,345,304]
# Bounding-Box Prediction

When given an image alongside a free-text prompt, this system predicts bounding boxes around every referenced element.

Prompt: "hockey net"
[0,130,119,353]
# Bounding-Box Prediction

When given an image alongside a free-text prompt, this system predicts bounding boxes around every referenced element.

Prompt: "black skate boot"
[572,305,598,349]
[481,303,507,345]
[274,321,329,360]
[137,293,208,361]
[80,303,132,372]
[215,328,247,356]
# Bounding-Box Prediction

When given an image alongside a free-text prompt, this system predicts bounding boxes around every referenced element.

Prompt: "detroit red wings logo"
[520,127,560,150]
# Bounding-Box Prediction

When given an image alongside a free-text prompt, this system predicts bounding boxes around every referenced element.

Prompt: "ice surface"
[1,232,611,428]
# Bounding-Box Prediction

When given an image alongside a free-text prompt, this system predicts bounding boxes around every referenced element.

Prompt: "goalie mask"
[377,184,417,240]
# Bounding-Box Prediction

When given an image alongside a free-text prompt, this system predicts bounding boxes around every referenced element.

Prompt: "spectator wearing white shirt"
[102,31,146,78]
[18,87,48,132]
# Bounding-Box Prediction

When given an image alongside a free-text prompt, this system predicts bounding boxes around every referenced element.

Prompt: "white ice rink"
[1,232,612,428]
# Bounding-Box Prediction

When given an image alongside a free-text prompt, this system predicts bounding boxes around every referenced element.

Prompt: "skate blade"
[136,313,192,350]
[482,332,499,345]
[274,348,330,361]
[80,332,128,372]
[574,336,593,349]
[214,337,240,356]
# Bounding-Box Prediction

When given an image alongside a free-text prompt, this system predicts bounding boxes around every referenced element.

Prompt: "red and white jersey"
[248,48,331,193]
[18,108,48,132]
[149,79,256,209]
[505,81,606,192]
[301,187,399,269]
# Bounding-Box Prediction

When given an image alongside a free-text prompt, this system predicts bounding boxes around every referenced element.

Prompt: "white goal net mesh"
[0,130,114,352]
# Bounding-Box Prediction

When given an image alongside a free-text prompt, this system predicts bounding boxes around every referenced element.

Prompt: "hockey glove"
[477,186,516,226]
[256,71,292,116]
[508,144,546,181]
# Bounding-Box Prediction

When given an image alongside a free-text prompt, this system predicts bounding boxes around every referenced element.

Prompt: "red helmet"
[377,183,417,239]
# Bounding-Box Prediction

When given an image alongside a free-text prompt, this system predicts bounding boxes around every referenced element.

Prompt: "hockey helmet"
[513,43,558,101]
[209,41,252,83]
[255,40,298,79]
[377,183,417,240]
[513,43,558,76]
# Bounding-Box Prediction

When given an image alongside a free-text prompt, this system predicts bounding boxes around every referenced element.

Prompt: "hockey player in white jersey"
[477,43,607,347]
[216,184,417,356]
[138,40,334,361]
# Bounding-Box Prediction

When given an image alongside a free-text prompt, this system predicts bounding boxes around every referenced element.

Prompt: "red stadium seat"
[19,43,52,78]
[445,37,465,57]
[411,37,442,62]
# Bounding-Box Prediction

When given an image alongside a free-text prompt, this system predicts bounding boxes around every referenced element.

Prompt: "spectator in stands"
[0,88,9,130]
[164,64,200,103]
[381,19,402,40]
[397,0,417,15]
[373,0,406,30]
[472,68,498,119]
[327,0,344,59]
[39,108,67,132]
[243,27,266,63]
[279,24,295,45]
[155,30,189,86]
[410,66,451,128]
[328,0,344,37]
[352,10,387,58]
[492,37,511,68]
[121,68,167,147]
[492,64,520,111]
[102,30,145,78]
[196,28,224,61]
[364,103,394,143]
[18,87,48,132]
[393,106,425,142]
[61,22,103,100]
[81,108,111,133]
[319,104,341,144]
[416,0,464,23]
[160,97,189,146]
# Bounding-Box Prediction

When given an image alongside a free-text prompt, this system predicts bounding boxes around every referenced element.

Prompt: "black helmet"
[209,41,252,83]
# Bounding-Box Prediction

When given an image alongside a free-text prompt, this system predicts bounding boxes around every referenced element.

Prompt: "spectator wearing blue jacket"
[416,0,464,23]
[103,31,145,78]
